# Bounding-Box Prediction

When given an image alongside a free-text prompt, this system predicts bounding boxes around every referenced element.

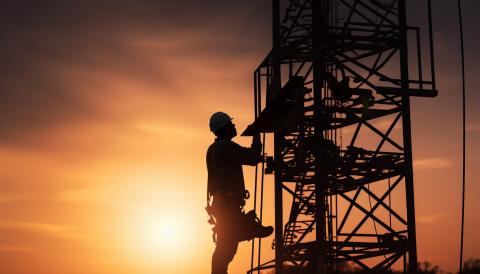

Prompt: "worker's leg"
[211,198,241,274]
[211,232,238,274]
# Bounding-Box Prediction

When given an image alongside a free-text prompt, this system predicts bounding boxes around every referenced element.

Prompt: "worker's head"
[209,112,237,138]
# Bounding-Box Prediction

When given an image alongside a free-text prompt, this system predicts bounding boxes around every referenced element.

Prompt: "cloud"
[417,213,444,224]
[413,157,452,170]
[0,245,32,252]
[370,119,401,132]
[467,122,480,133]
[58,169,200,206]
[0,220,92,242]
[0,194,32,203]
[0,1,270,149]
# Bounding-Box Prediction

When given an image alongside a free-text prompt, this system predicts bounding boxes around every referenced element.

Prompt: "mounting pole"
[312,0,328,273]
[272,0,283,273]
[398,0,418,272]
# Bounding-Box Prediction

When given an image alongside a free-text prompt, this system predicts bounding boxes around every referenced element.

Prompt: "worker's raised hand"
[253,133,261,144]
[251,133,263,158]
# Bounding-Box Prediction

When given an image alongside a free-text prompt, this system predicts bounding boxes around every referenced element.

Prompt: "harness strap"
[205,191,217,242]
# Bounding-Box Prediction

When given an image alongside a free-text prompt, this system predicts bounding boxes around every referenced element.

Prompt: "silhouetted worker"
[206,111,274,274]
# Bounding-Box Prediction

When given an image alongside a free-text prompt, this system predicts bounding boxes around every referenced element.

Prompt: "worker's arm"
[230,134,263,165]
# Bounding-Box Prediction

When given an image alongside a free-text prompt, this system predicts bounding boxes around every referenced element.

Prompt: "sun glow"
[124,207,191,260]
[140,214,186,250]
[96,174,209,270]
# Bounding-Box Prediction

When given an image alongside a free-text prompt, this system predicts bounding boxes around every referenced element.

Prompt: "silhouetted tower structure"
[244,0,437,273]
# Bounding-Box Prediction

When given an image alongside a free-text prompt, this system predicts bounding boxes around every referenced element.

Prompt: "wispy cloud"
[467,122,480,133]
[0,193,44,203]
[371,119,401,132]
[413,157,451,170]
[0,245,32,252]
[0,194,19,203]
[0,220,92,242]
[417,213,444,224]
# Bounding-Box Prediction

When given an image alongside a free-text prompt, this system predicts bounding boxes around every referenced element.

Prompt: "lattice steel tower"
[244,0,437,273]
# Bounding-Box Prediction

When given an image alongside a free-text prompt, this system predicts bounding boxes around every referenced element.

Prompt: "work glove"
[252,133,262,156]
[253,133,261,145]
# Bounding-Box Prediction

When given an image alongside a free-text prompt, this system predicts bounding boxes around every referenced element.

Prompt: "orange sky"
[0,1,479,274]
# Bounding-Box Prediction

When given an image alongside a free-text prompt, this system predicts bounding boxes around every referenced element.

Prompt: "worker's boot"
[253,223,274,238]
[243,211,273,240]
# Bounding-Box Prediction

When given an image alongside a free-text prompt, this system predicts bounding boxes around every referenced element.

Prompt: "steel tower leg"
[398,0,418,272]
[272,1,283,273]
[312,0,328,273]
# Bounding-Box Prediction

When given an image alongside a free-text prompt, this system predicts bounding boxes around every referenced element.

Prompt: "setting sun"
[101,177,201,262]
[134,212,188,253]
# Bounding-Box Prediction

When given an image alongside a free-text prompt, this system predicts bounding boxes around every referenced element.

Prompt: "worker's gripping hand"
[252,133,262,155]
[253,133,261,145]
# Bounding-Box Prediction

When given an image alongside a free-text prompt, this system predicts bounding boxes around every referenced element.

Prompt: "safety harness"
[205,190,251,243]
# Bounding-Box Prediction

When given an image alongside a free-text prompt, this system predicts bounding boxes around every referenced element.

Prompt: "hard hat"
[209,112,233,132]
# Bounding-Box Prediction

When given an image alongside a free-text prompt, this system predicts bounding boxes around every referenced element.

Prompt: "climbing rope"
[249,63,269,273]
[457,0,467,273]
[250,132,267,274]
[257,133,267,274]
[250,160,259,270]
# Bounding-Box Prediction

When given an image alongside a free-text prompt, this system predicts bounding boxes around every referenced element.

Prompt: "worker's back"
[207,138,249,203]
